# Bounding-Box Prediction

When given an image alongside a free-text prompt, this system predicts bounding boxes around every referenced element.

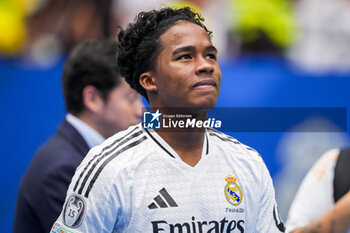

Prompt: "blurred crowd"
[1,0,350,73]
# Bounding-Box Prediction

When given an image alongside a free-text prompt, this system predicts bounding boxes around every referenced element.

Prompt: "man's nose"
[195,57,214,75]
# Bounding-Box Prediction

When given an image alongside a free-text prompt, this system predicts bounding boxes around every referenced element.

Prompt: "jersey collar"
[142,127,210,161]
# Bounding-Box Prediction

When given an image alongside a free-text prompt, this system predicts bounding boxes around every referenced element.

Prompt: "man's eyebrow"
[172,45,217,56]
[205,45,217,53]
[172,46,195,56]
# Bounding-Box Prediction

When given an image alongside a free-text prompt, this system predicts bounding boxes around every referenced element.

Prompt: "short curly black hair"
[117,7,212,100]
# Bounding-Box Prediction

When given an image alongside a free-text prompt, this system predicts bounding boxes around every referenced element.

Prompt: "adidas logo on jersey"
[148,188,178,209]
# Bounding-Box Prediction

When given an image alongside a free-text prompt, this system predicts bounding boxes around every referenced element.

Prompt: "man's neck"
[155,111,207,167]
[66,113,105,148]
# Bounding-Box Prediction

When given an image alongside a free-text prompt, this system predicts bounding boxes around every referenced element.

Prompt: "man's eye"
[206,54,217,60]
[124,93,137,103]
[128,96,138,103]
[178,54,191,60]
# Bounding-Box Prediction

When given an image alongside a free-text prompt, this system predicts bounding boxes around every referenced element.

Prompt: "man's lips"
[192,80,216,88]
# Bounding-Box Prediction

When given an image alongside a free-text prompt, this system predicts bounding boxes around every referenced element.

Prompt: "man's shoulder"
[105,123,144,143]
[25,122,87,182]
[35,130,84,164]
[207,128,262,161]
[18,135,82,201]
[68,124,149,198]
[100,123,147,153]
[25,135,82,180]
[81,124,148,171]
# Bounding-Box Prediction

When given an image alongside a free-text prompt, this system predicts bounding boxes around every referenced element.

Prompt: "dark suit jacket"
[14,119,90,233]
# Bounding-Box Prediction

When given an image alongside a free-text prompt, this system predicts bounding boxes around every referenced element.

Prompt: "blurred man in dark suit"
[13,39,143,233]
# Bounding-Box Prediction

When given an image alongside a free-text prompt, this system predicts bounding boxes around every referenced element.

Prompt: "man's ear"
[139,72,157,92]
[82,85,104,113]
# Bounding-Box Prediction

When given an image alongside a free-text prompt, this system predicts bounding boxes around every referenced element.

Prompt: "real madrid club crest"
[63,194,86,228]
[224,174,243,206]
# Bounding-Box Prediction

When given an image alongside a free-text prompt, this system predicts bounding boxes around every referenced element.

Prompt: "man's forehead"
[160,22,212,50]
[161,21,209,40]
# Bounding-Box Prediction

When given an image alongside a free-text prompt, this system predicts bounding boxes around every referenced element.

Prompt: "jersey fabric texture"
[286,148,350,233]
[52,124,284,233]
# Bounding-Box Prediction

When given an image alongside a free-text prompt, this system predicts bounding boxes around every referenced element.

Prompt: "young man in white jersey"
[51,7,285,233]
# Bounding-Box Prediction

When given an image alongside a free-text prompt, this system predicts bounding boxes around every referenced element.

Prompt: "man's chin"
[191,97,217,111]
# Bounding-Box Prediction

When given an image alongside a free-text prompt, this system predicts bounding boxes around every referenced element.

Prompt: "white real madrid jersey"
[52,124,284,233]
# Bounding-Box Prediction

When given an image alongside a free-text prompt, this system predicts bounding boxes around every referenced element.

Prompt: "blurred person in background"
[0,0,117,67]
[0,0,26,55]
[227,0,296,55]
[287,0,350,73]
[286,148,350,233]
[13,39,143,233]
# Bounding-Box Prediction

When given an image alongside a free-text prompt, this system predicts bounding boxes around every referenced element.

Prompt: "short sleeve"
[255,162,286,233]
